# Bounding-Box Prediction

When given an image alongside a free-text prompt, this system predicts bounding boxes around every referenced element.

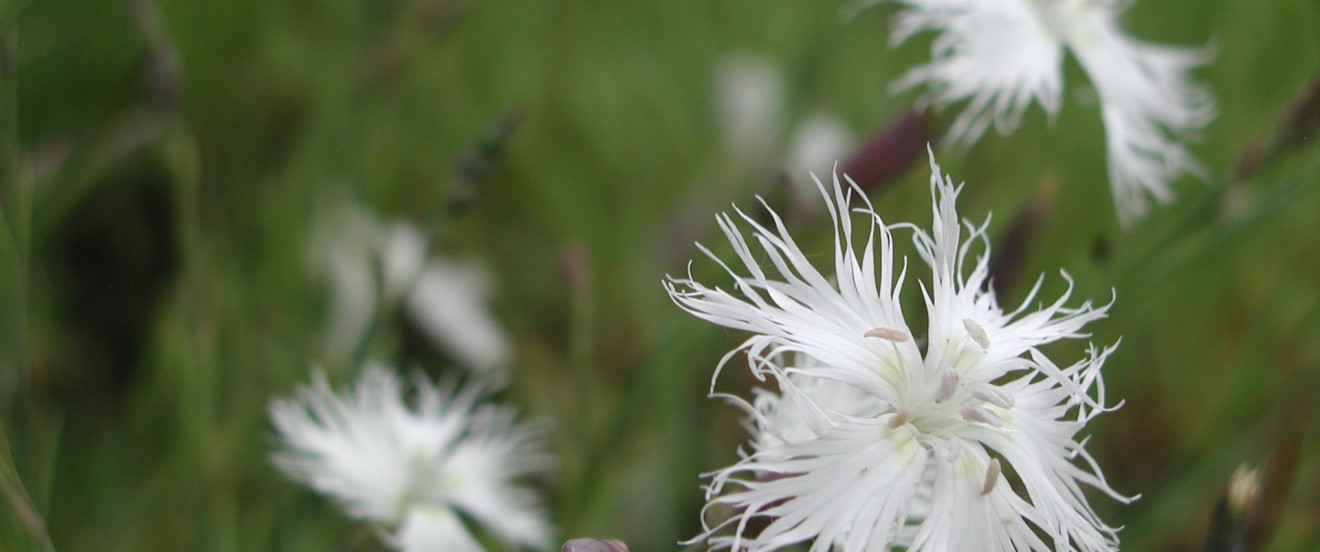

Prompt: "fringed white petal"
[671,152,1128,551]
[957,347,1133,552]
[871,0,1213,222]
[441,408,555,548]
[269,365,469,523]
[406,259,511,372]
[391,507,485,552]
[269,365,552,551]
[694,420,930,552]
[664,172,923,407]
[887,0,1065,150]
[907,447,1052,552]
[1068,10,1215,224]
[752,370,887,452]
[913,149,1113,389]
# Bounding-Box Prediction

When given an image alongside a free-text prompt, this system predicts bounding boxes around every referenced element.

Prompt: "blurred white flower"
[716,54,786,158]
[375,220,430,302]
[407,260,510,373]
[867,0,1214,223]
[714,54,856,179]
[785,113,856,201]
[315,207,395,360]
[665,150,1133,551]
[311,204,509,372]
[270,364,553,552]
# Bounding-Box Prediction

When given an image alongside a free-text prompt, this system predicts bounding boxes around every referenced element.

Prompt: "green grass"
[2,0,1319,550]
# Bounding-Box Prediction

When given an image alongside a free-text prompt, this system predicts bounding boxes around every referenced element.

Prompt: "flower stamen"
[961,406,1003,428]
[962,318,990,349]
[934,370,959,403]
[972,385,1015,409]
[981,458,1002,495]
[865,327,911,342]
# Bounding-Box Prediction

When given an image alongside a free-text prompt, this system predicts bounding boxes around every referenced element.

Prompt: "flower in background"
[665,151,1133,551]
[716,54,786,160]
[785,112,856,187]
[406,259,510,372]
[864,0,1214,223]
[714,53,856,197]
[311,203,510,372]
[270,364,554,552]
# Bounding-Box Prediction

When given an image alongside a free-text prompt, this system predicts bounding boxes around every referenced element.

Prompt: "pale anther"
[934,370,959,403]
[962,318,990,349]
[888,411,909,429]
[947,437,962,462]
[961,406,1002,428]
[864,327,910,342]
[981,458,1002,495]
[972,385,1015,408]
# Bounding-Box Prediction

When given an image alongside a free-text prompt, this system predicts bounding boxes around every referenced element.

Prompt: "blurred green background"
[2,0,1319,550]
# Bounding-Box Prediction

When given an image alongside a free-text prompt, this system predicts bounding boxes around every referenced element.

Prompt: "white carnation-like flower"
[868,0,1214,223]
[269,364,553,552]
[312,204,510,372]
[665,151,1133,551]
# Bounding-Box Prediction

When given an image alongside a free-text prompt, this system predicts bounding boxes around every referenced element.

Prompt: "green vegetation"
[1,0,1318,550]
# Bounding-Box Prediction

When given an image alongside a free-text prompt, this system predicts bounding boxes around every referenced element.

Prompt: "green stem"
[1,13,23,242]
[0,2,30,414]
[0,423,56,552]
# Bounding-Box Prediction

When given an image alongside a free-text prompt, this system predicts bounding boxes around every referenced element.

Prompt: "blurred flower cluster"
[310,204,510,373]
[271,204,550,552]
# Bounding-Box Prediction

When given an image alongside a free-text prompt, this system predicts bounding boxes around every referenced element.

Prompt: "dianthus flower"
[665,151,1133,551]
[313,205,510,372]
[269,364,553,552]
[867,0,1214,223]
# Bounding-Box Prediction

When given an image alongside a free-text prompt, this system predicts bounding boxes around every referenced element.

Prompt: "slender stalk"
[0,423,56,552]
[1,10,24,247]
[0,0,31,413]
[565,241,596,430]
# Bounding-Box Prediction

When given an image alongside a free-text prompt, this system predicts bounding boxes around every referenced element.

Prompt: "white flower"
[713,53,855,183]
[269,364,553,552]
[716,54,787,158]
[867,0,1214,223]
[407,260,511,372]
[786,113,856,201]
[664,150,1133,551]
[311,204,510,372]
